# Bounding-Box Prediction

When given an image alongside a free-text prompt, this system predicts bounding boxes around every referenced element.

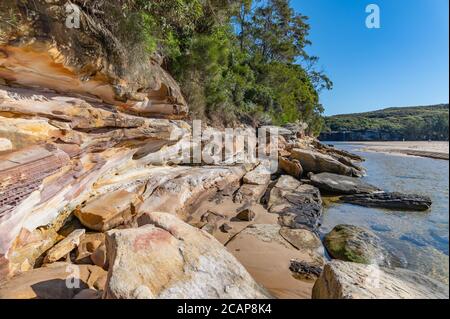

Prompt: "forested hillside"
[55,0,331,133]
[321,104,449,141]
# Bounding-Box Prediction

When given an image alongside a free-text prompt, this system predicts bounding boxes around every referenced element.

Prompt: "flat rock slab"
[44,229,85,263]
[341,192,432,211]
[75,190,141,232]
[310,173,380,195]
[105,212,270,299]
[312,260,449,299]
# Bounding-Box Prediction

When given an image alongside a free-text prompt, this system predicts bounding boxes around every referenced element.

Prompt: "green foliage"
[323,104,449,140]
[121,0,332,132]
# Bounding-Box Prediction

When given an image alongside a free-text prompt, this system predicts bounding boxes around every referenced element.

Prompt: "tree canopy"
[88,0,332,134]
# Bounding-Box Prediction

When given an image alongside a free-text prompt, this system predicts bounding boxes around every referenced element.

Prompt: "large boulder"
[0,262,107,299]
[104,212,270,299]
[341,192,432,211]
[291,149,359,177]
[312,260,449,299]
[324,225,399,267]
[309,173,380,195]
[268,176,323,231]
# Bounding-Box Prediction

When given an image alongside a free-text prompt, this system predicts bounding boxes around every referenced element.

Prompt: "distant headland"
[320,104,449,141]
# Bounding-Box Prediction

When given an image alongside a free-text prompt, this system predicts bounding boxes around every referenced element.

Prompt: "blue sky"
[292,0,449,115]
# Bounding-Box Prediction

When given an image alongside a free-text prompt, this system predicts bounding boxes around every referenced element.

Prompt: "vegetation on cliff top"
[322,104,449,140]
[61,0,331,134]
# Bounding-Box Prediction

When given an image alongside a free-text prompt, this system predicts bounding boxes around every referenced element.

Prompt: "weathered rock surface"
[44,229,85,263]
[341,192,432,211]
[0,2,187,118]
[235,208,256,221]
[138,166,248,218]
[279,157,303,179]
[105,212,270,299]
[75,190,141,232]
[0,262,107,299]
[309,173,381,195]
[323,225,394,266]
[243,163,271,185]
[291,148,360,177]
[312,260,449,299]
[268,176,323,231]
[75,233,105,265]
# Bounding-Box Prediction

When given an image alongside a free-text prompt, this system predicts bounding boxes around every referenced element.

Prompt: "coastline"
[329,141,449,160]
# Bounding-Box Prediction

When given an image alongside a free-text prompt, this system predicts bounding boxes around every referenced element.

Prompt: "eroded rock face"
[0,262,107,299]
[0,2,187,118]
[309,173,381,195]
[44,229,85,263]
[312,260,449,299]
[291,149,359,177]
[104,212,270,299]
[268,176,323,232]
[137,166,249,218]
[341,192,432,211]
[75,190,141,232]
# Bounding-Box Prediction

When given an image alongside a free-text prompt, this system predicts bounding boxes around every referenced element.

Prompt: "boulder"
[233,183,268,204]
[291,148,358,176]
[75,233,105,264]
[341,192,432,211]
[104,212,270,299]
[75,190,141,232]
[268,176,323,231]
[90,245,108,270]
[44,229,85,263]
[309,173,381,195]
[235,208,256,221]
[0,262,107,299]
[312,260,449,299]
[279,157,303,179]
[242,163,271,185]
[289,260,323,280]
[323,225,394,266]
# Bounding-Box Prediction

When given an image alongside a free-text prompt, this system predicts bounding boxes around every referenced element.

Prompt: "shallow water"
[319,142,449,283]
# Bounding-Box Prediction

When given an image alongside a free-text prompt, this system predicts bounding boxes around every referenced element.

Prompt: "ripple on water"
[321,142,449,283]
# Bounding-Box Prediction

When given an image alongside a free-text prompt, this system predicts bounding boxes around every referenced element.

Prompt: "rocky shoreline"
[0,8,448,299]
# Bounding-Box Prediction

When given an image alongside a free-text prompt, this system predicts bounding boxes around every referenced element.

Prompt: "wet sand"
[353,141,449,160]
[189,195,316,299]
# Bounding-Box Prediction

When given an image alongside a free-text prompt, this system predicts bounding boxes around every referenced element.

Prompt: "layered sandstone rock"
[312,260,449,299]
[268,176,323,232]
[44,229,85,263]
[0,262,107,299]
[0,1,187,118]
[309,172,380,195]
[291,148,360,177]
[104,212,270,299]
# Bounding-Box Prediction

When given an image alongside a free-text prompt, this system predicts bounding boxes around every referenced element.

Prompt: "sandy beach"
[352,141,449,160]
